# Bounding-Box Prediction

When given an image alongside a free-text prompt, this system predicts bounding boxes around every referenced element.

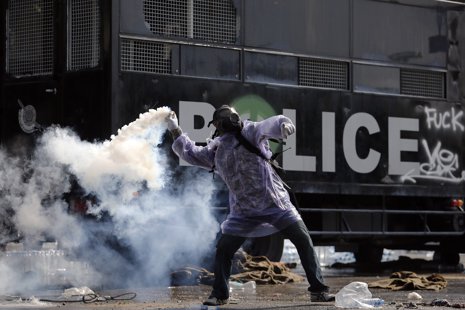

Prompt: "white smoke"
[0,106,220,292]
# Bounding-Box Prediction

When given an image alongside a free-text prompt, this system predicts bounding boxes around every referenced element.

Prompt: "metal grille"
[299,58,349,90]
[143,0,237,44]
[7,0,55,77]
[120,39,172,74]
[67,0,101,71]
[400,69,445,99]
[193,0,236,43]
[143,0,188,37]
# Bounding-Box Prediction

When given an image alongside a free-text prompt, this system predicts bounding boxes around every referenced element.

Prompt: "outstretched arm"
[248,115,296,143]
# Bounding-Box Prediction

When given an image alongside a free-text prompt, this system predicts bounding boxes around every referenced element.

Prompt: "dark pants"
[210,220,328,299]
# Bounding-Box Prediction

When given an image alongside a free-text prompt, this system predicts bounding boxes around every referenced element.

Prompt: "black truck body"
[1,0,465,263]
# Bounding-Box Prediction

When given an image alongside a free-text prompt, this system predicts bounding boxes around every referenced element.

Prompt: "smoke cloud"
[0,106,219,293]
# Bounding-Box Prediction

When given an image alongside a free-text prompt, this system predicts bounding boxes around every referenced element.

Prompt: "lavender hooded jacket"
[172,115,301,237]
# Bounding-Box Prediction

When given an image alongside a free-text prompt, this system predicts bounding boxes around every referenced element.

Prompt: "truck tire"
[243,233,284,262]
[354,245,383,265]
[433,249,460,265]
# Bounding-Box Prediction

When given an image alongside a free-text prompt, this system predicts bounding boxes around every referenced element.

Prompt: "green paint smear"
[231,95,280,153]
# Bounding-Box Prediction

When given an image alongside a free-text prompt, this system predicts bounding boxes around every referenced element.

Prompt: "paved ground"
[1,259,464,310]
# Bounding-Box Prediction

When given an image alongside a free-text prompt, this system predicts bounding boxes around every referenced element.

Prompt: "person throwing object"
[165,105,335,306]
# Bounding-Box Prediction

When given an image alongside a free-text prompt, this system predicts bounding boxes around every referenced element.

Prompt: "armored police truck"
[1,0,465,264]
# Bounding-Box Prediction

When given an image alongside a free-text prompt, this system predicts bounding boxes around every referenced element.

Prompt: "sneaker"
[310,291,336,302]
[203,296,229,306]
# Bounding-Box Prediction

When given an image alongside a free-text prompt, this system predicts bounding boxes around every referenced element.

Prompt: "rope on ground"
[170,252,304,286]
[368,271,447,291]
[230,253,304,284]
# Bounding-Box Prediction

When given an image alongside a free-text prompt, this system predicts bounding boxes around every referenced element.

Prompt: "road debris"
[368,271,447,291]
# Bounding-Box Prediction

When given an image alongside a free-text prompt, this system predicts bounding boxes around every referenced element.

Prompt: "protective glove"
[281,122,295,139]
[166,111,179,131]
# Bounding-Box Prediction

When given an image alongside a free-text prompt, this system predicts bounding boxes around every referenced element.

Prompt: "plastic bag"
[229,281,256,293]
[335,282,384,308]
[62,286,95,298]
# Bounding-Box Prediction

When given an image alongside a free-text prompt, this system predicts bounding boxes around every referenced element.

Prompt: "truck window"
[7,0,54,77]
[67,0,102,71]
[180,45,240,80]
[142,0,238,44]
[353,63,400,95]
[244,0,349,58]
[244,52,297,86]
[353,0,447,68]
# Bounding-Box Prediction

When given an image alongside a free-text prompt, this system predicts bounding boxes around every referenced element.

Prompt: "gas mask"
[208,105,242,137]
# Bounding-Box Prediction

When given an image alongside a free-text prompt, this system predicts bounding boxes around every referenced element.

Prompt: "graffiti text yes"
[421,139,459,178]
[402,139,465,183]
